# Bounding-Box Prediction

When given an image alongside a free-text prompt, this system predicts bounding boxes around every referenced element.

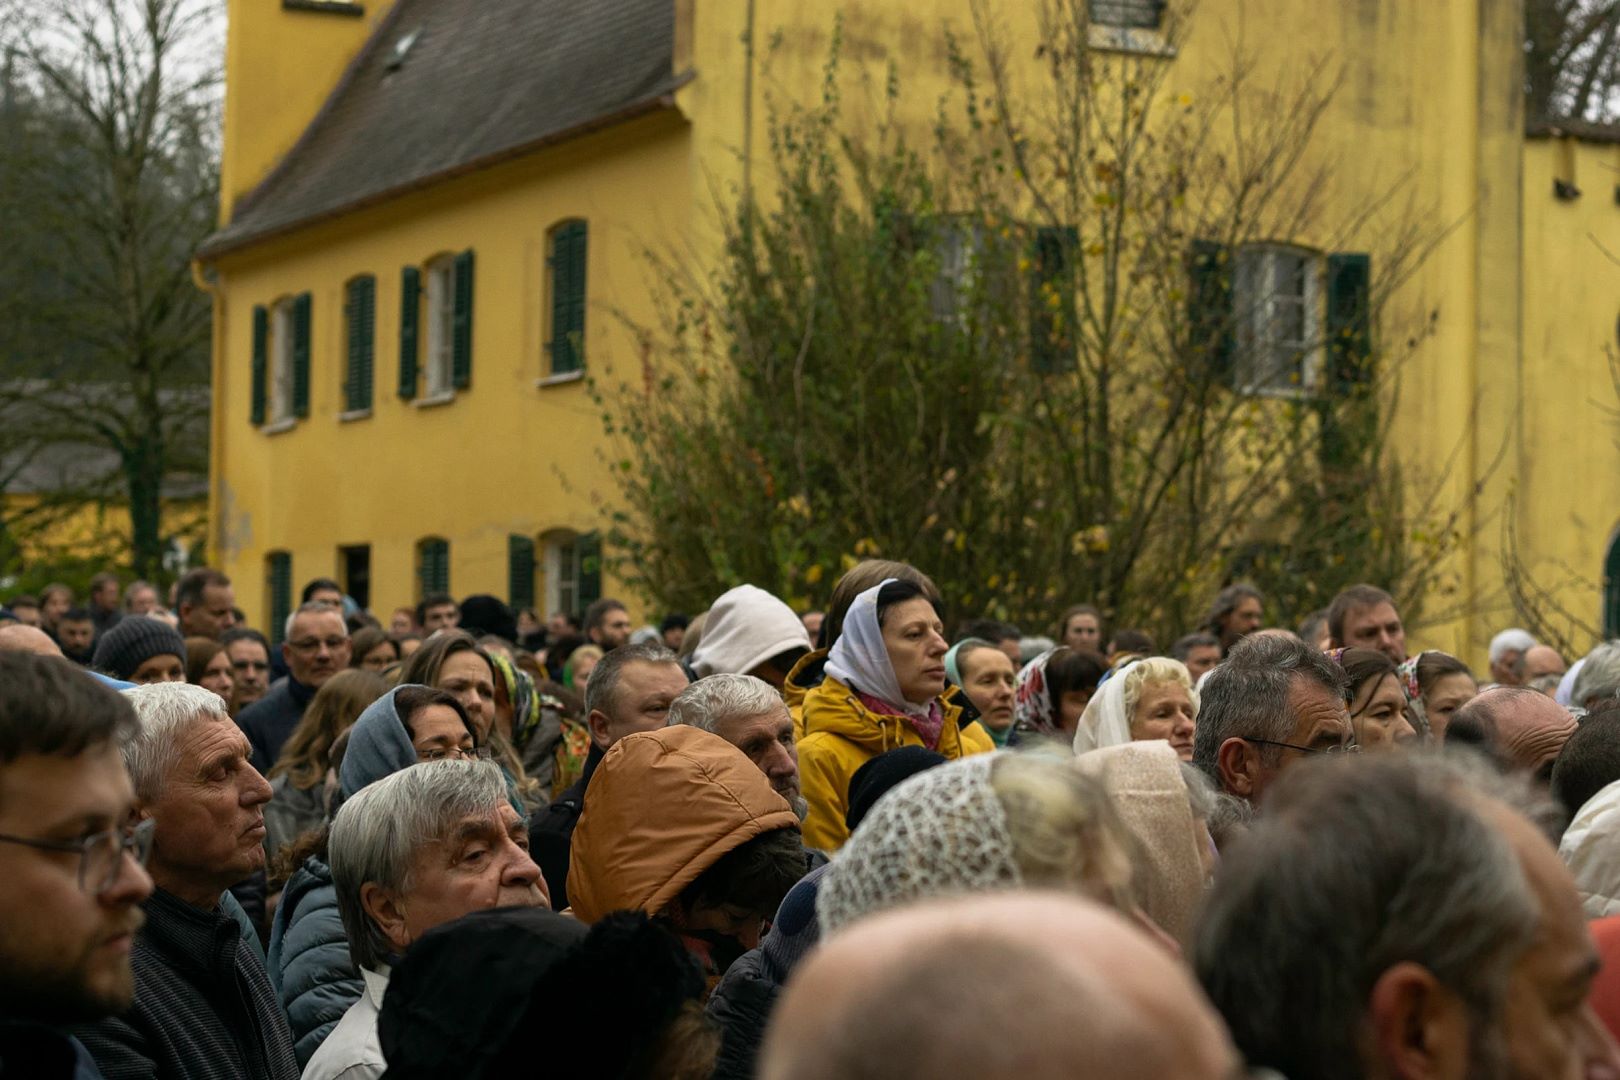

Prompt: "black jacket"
[527,742,604,910]
[703,948,778,1080]
[0,1019,105,1079]
[71,888,298,1080]
[236,678,316,774]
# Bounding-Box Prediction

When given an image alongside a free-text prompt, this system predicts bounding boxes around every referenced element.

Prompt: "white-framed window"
[1233,245,1322,396]
[542,530,580,621]
[423,255,456,398]
[269,297,297,423]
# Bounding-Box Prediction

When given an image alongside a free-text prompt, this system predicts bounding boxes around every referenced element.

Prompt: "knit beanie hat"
[91,616,186,680]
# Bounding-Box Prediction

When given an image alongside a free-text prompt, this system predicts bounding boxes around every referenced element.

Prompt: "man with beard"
[73,683,296,1080]
[0,654,154,1078]
[669,674,809,821]
[55,609,97,667]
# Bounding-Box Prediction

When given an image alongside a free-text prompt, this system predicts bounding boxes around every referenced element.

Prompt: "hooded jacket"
[1561,776,1620,917]
[1073,740,1208,947]
[568,726,800,924]
[798,675,994,852]
[690,585,813,679]
[267,686,421,1066]
[783,649,830,737]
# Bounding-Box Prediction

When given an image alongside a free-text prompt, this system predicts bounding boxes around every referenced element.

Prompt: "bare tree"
[0,0,217,581]
[1527,0,1620,124]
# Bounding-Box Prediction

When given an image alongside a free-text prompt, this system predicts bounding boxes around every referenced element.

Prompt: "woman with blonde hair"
[264,667,390,859]
[1071,657,1199,761]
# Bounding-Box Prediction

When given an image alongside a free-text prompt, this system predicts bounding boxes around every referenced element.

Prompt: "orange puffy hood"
[568,725,800,923]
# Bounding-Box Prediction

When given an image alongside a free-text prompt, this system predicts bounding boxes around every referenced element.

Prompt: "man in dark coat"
[0,655,154,1079]
[236,603,352,773]
[73,683,297,1080]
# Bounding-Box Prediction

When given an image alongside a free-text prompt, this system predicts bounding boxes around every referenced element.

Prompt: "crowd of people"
[6,561,1620,1077]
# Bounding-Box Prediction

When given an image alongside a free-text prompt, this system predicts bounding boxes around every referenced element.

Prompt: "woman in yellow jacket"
[798,578,995,851]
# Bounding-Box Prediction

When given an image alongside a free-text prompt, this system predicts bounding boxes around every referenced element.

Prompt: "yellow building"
[201,0,1620,665]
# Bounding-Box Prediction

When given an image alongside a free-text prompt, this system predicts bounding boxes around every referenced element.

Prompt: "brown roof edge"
[1526,117,1620,144]
[198,73,693,262]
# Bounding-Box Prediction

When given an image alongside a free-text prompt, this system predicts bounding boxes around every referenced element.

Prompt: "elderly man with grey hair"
[1191,632,1351,810]
[1197,752,1620,1078]
[237,601,352,773]
[670,673,807,819]
[72,682,297,1080]
[1572,642,1620,712]
[302,760,545,1080]
[1489,627,1539,687]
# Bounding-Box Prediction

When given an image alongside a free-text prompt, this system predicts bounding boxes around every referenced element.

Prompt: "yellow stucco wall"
[219,0,398,222]
[208,0,1620,666]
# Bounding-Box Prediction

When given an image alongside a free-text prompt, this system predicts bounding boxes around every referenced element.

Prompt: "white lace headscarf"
[818,754,1018,935]
[825,579,932,720]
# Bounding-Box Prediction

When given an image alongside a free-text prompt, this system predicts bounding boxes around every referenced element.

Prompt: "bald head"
[761,892,1236,1080]
[1454,687,1577,775]
[0,624,64,657]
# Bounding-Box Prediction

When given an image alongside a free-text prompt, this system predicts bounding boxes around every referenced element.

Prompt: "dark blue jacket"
[266,857,357,1069]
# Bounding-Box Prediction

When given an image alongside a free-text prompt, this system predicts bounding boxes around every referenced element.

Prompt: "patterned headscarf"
[1395,651,1432,739]
[1013,650,1058,736]
[488,652,541,750]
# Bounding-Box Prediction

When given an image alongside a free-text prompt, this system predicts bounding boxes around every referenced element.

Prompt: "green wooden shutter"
[346,276,376,412]
[507,534,536,608]
[577,530,602,609]
[268,552,292,644]
[399,266,420,400]
[1029,226,1077,374]
[1325,253,1371,393]
[1606,535,1620,639]
[292,291,312,418]
[418,538,450,598]
[251,305,268,425]
[1189,240,1235,386]
[548,221,587,374]
[452,250,474,389]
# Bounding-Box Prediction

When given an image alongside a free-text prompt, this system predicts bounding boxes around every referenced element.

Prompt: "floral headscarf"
[488,652,541,750]
[1395,651,1433,739]
[1013,650,1058,737]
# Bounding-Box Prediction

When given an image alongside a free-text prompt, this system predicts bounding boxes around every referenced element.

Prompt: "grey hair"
[582,641,680,718]
[329,759,509,971]
[284,600,347,645]
[1195,751,1542,1080]
[667,673,788,735]
[120,682,230,802]
[1191,632,1346,783]
[1489,628,1537,666]
[1572,642,1620,710]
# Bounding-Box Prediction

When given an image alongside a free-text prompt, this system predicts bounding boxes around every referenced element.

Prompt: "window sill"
[535,370,585,389]
[413,391,457,409]
[339,408,373,423]
[1087,24,1176,57]
[262,418,298,436]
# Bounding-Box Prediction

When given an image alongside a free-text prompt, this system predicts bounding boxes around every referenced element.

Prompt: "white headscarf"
[1072,659,1139,755]
[825,579,932,719]
[818,754,1017,935]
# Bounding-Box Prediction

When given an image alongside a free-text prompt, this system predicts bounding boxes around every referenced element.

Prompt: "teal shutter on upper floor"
[251,305,268,425]
[399,265,420,400]
[547,221,587,374]
[291,291,312,418]
[346,275,376,412]
[452,250,474,390]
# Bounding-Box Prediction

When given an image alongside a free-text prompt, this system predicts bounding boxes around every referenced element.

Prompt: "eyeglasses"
[1243,737,1361,756]
[286,637,348,654]
[419,746,492,763]
[0,818,155,896]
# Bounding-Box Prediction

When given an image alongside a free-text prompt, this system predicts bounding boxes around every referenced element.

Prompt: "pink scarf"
[857,690,946,750]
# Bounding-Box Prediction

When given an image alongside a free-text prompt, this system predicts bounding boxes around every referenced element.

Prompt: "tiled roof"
[199,0,682,258]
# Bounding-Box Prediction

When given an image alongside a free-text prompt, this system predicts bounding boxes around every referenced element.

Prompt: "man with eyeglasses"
[1192,631,1353,810]
[0,654,154,1078]
[72,682,297,1080]
[221,628,274,717]
[237,602,353,773]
